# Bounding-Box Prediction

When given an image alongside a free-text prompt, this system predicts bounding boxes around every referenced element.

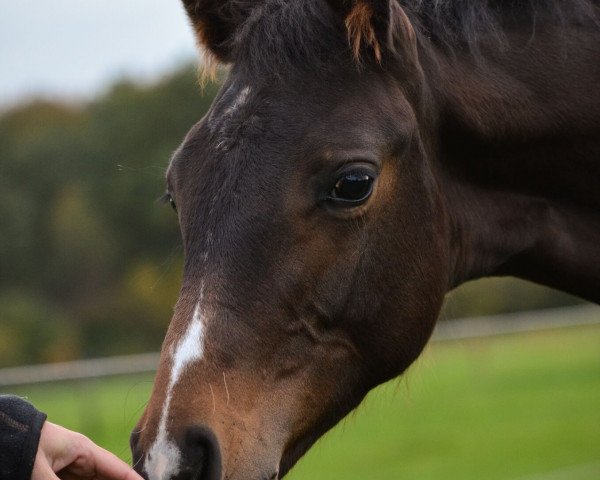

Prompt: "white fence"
[0,304,598,388]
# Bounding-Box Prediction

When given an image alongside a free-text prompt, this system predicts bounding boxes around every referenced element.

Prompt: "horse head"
[131,1,458,478]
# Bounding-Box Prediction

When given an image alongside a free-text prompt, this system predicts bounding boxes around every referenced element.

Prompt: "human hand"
[31,421,143,480]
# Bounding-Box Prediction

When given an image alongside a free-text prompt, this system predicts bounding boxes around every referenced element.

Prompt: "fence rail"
[1,304,598,388]
[0,353,160,388]
[432,304,600,341]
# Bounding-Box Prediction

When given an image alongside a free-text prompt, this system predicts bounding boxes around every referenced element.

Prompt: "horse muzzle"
[131,424,222,480]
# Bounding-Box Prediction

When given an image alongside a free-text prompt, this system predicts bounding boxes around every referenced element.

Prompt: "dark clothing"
[0,395,46,480]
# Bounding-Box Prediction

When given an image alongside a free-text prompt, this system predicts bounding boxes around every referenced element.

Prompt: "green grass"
[3,324,599,480]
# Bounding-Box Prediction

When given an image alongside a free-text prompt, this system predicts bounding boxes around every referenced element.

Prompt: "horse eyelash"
[157,192,172,205]
[157,192,178,213]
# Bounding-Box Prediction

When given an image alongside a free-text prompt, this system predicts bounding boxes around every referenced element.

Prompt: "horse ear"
[326,0,417,64]
[181,0,253,62]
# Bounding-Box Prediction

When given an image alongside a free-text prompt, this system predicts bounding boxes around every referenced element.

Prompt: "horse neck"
[424,27,600,303]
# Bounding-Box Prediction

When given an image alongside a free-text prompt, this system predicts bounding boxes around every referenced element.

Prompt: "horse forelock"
[232,0,348,77]
[345,2,383,62]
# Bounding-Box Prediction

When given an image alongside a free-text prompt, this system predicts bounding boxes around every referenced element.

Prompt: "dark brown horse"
[130,1,600,479]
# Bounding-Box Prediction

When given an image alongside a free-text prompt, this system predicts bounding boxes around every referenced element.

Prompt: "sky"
[0,1,198,108]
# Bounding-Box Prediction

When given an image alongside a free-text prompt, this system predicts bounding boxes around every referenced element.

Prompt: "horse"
[130,1,600,479]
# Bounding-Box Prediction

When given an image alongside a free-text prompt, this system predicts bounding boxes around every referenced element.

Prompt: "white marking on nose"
[144,301,206,480]
[171,306,205,384]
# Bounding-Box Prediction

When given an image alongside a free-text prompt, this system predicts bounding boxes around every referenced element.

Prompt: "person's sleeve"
[0,395,47,480]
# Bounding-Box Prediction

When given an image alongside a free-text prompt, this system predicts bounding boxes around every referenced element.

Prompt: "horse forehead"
[203,77,329,156]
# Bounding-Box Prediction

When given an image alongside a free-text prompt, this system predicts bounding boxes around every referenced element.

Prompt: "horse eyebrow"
[164,164,174,191]
[165,145,185,189]
[321,149,381,169]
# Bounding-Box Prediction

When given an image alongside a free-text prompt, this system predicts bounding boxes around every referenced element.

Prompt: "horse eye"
[160,192,177,213]
[168,195,177,212]
[329,172,375,205]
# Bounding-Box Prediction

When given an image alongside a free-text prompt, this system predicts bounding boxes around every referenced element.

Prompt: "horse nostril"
[179,425,222,480]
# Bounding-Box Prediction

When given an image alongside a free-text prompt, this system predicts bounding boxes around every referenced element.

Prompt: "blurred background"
[0,2,598,479]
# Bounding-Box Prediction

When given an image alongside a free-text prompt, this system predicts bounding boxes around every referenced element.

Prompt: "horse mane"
[408,0,599,55]
[220,0,599,76]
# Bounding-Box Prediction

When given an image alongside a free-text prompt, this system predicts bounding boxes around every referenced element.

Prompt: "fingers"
[85,442,144,480]
[38,421,143,480]
[31,455,61,480]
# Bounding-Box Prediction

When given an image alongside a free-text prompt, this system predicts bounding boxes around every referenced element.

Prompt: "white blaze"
[144,302,206,480]
[171,312,205,384]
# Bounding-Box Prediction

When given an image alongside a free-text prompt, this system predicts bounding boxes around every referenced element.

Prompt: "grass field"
[3,324,599,480]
